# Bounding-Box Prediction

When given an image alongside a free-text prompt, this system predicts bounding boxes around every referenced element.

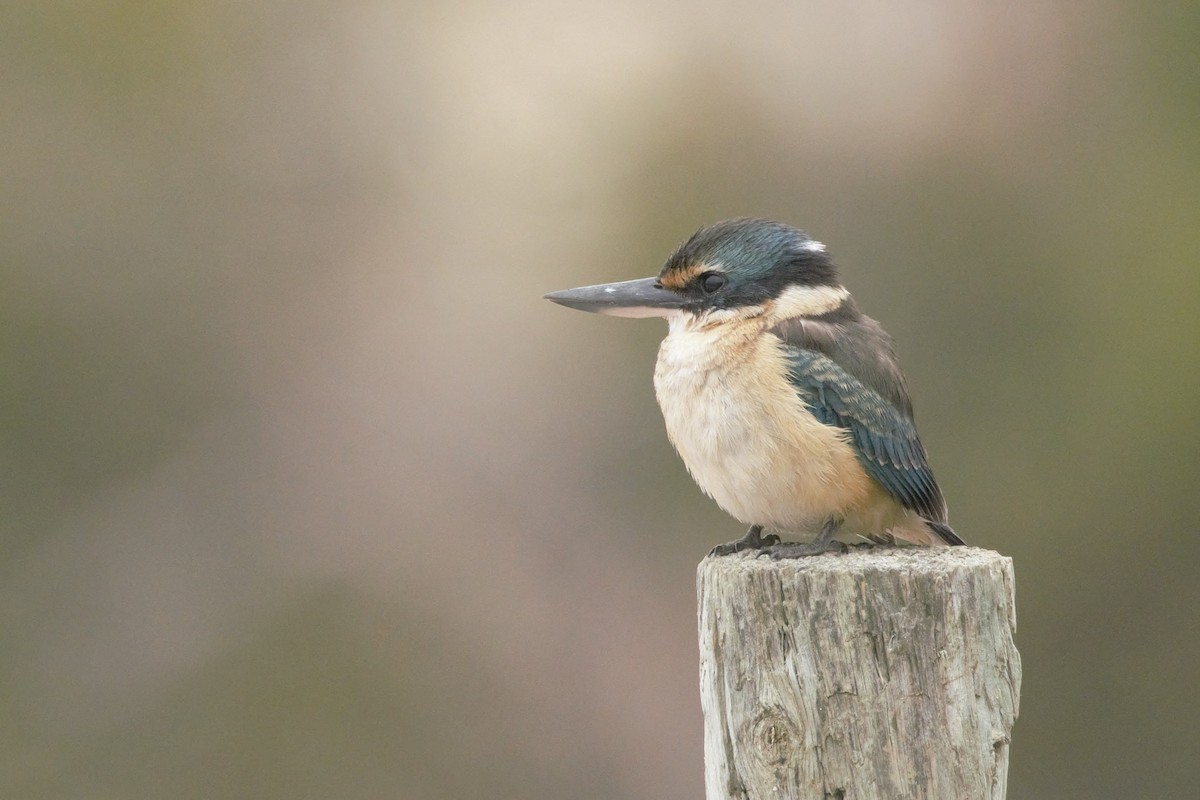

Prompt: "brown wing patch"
[658,262,708,291]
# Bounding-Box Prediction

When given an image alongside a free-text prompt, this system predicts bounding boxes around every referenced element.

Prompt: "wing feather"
[781,344,948,523]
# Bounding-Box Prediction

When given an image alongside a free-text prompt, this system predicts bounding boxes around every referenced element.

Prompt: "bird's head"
[545,218,849,327]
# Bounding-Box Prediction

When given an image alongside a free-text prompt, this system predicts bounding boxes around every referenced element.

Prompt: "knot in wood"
[745,708,798,766]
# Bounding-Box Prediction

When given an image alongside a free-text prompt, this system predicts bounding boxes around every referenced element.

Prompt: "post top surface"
[700,545,1011,576]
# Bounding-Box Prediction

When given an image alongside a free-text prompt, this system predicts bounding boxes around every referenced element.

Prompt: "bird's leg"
[708,524,780,557]
[762,517,848,559]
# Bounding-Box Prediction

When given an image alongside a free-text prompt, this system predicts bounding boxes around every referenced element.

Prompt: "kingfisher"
[545,218,963,557]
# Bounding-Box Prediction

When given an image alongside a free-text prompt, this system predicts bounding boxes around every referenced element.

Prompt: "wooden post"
[698,547,1020,800]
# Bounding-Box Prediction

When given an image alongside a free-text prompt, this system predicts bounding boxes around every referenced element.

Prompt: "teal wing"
[782,345,948,524]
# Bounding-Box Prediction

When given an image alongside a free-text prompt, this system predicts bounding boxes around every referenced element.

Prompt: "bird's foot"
[760,539,848,559]
[709,525,780,557]
[759,517,846,558]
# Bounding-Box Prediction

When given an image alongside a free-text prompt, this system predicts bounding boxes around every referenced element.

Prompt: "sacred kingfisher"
[545,218,963,557]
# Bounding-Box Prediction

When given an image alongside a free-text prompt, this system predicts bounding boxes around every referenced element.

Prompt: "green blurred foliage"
[2,2,1198,798]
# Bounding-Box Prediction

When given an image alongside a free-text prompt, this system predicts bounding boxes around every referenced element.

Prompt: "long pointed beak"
[543,277,683,318]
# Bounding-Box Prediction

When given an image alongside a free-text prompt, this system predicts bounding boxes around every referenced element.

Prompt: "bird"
[544,218,963,557]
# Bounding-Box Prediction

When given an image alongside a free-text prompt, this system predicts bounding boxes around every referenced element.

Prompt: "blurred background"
[2,1,1198,797]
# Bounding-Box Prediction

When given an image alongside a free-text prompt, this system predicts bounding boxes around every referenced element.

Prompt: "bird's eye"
[700,273,726,293]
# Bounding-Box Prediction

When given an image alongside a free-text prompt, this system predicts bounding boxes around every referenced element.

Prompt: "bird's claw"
[708,526,779,556]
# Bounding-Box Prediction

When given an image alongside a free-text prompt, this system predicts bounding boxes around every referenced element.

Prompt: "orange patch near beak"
[658,262,708,291]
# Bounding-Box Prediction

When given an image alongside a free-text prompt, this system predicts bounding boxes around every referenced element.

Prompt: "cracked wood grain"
[698,548,1020,800]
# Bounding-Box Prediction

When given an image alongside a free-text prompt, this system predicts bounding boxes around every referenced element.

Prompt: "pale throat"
[666,305,763,334]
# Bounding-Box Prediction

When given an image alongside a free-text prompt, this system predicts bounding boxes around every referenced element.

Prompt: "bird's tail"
[925,520,966,546]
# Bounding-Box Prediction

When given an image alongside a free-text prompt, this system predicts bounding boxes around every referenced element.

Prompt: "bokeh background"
[3,2,1198,798]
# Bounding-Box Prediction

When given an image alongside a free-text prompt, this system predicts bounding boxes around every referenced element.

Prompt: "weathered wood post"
[698,548,1020,800]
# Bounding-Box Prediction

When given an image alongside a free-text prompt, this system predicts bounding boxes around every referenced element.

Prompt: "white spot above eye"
[800,239,826,253]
